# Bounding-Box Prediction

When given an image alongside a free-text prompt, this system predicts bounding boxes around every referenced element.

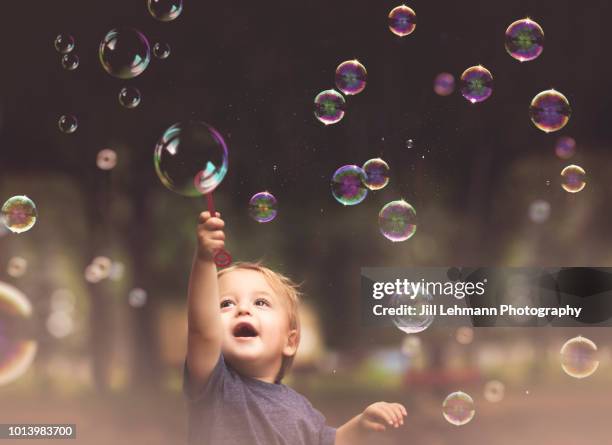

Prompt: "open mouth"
[233,322,259,338]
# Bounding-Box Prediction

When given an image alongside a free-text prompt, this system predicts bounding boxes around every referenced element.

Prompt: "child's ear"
[283,329,299,357]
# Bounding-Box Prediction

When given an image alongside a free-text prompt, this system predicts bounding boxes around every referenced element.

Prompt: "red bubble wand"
[204,191,232,268]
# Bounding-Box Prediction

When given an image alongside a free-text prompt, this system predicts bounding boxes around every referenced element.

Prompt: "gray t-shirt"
[183,354,337,445]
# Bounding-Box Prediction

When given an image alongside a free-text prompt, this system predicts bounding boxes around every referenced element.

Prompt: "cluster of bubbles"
[528,199,551,223]
[378,200,417,242]
[1,196,37,234]
[460,65,493,103]
[390,291,434,334]
[0,281,37,386]
[388,5,417,37]
[97,149,118,170]
[529,89,571,133]
[560,165,586,193]
[55,34,79,71]
[560,336,599,379]
[314,59,367,125]
[128,288,147,308]
[99,28,151,79]
[85,256,124,283]
[58,114,78,134]
[555,136,576,159]
[147,0,183,22]
[433,72,455,96]
[442,391,475,426]
[46,289,76,339]
[504,18,544,62]
[7,257,28,278]
[154,121,229,196]
[249,192,278,223]
[119,86,141,109]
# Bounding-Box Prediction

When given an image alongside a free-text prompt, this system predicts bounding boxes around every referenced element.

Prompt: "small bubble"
[1,196,37,234]
[153,42,171,59]
[97,149,118,170]
[58,114,78,134]
[61,53,79,71]
[54,34,75,54]
[118,86,141,109]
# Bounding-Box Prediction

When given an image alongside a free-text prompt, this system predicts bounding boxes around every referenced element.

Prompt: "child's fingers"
[362,418,386,432]
[369,404,395,426]
[380,404,400,427]
[393,403,408,418]
[203,217,225,230]
[209,240,225,251]
[210,230,225,241]
[198,211,222,222]
[389,404,406,425]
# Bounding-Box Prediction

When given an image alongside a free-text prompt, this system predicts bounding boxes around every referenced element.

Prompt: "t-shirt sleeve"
[304,396,337,445]
[182,353,227,403]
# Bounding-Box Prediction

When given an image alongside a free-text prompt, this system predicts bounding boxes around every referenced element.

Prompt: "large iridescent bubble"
[0,281,37,386]
[314,89,346,125]
[560,165,586,193]
[388,5,416,37]
[442,392,475,426]
[335,60,367,96]
[147,0,183,22]
[99,28,151,79]
[460,66,493,103]
[505,18,544,62]
[154,121,228,196]
[390,291,434,334]
[378,200,417,241]
[362,158,390,190]
[1,196,37,234]
[560,336,599,379]
[434,72,455,96]
[331,165,368,206]
[249,192,278,223]
[529,89,571,133]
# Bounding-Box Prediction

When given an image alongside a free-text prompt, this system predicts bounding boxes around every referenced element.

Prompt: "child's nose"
[235,302,252,315]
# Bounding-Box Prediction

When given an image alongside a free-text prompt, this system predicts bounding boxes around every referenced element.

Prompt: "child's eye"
[220,299,234,308]
[255,298,270,307]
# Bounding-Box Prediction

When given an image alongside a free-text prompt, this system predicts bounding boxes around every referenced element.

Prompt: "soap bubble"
[388,5,416,37]
[560,336,599,379]
[54,34,75,54]
[483,380,505,403]
[47,311,74,338]
[147,0,183,22]
[58,114,78,134]
[335,60,367,96]
[118,86,141,109]
[555,136,576,159]
[455,326,474,345]
[406,139,414,149]
[390,291,434,334]
[442,391,475,426]
[1,196,37,234]
[97,149,118,170]
[99,28,151,79]
[50,289,76,313]
[331,165,368,206]
[529,89,571,133]
[314,89,346,126]
[379,200,417,242]
[460,65,493,103]
[61,53,79,71]
[362,158,390,190]
[560,165,586,193]
[0,281,37,386]
[528,199,551,223]
[249,191,278,223]
[92,256,112,279]
[154,121,229,196]
[7,257,27,278]
[153,42,171,59]
[434,72,455,96]
[505,18,544,62]
[128,288,147,307]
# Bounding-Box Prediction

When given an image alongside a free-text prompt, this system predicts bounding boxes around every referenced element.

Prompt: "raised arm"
[335,401,407,445]
[185,211,226,389]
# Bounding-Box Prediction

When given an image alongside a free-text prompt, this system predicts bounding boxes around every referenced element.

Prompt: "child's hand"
[358,401,407,432]
[196,211,225,261]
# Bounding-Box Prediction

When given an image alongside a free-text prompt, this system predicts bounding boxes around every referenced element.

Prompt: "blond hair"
[218,262,301,383]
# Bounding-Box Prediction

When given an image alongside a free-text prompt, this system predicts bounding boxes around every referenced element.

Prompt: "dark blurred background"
[1,0,611,444]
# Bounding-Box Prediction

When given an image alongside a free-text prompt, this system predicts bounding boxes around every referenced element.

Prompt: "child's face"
[218,269,297,380]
